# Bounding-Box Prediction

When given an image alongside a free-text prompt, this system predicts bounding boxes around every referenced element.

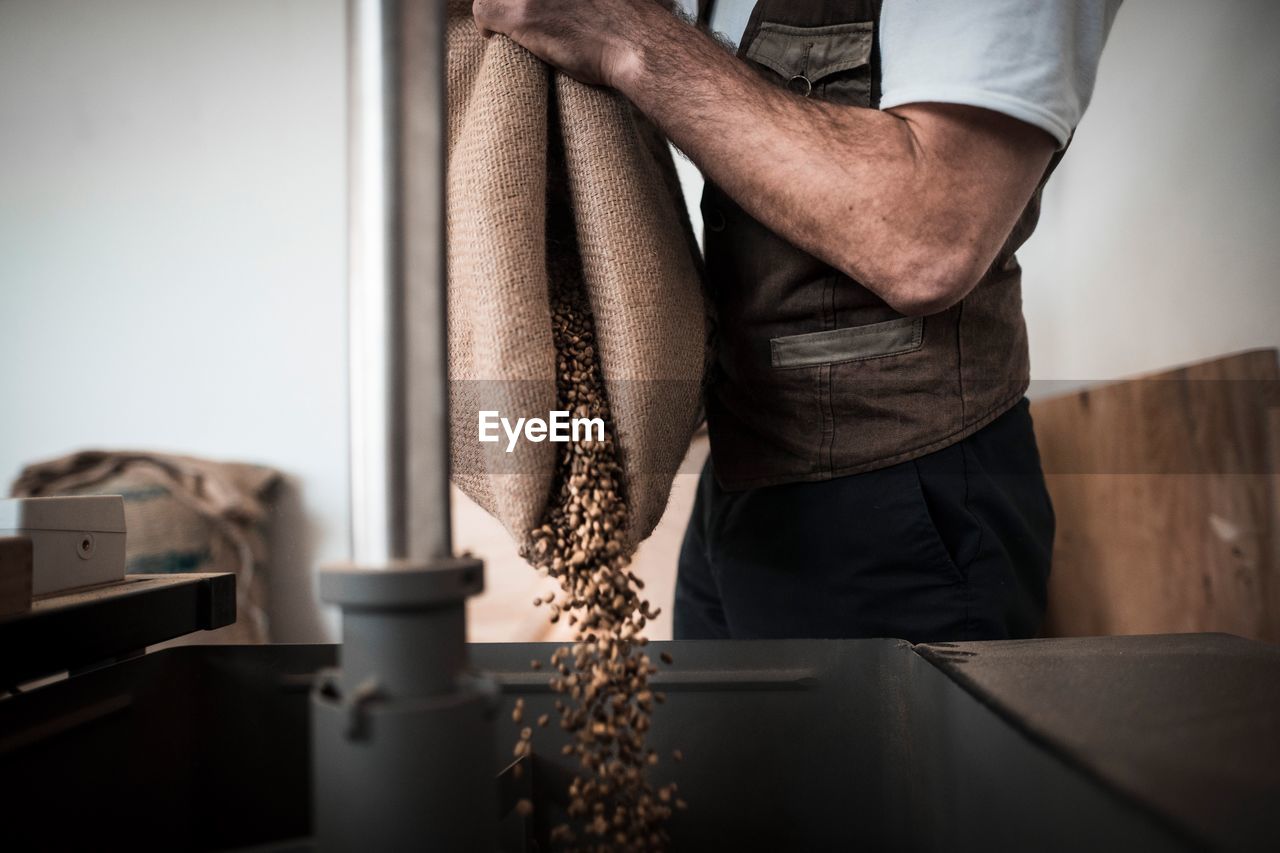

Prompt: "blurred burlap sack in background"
[11,451,280,644]
[446,4,707,553]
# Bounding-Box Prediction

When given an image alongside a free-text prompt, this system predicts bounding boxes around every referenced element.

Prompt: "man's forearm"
[474,0,1055,315]
[613,10,1048,315]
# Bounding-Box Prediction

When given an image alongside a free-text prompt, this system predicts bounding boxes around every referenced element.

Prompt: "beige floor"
[460,434,709,643]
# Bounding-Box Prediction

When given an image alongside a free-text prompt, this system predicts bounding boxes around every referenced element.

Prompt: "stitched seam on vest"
[820,281,835,475]
[718,390,1026,491]
[956,301,967,425]
[755,21,875,37]
[820,364,834,476]
[834,391,1025,476]
[826,365,835,474]
[770,316,923,368]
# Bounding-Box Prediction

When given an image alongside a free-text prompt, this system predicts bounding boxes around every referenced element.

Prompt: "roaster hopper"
[2,591,1277,853]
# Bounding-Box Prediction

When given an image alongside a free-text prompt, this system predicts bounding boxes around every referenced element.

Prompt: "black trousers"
[674,399,1054,642]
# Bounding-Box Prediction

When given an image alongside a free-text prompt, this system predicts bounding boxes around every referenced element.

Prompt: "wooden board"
[0,573,236,686]
[0,536,33,617]
[1031,349,1280,641]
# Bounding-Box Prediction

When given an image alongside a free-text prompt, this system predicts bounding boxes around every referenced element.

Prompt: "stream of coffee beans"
[513,275,683,852]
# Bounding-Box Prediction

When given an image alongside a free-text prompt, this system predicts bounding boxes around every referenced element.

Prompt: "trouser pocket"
[910,441,982,584]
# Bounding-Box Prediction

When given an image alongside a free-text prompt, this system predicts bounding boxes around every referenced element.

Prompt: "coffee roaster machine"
[4,572,1279,852]
[1,1,1278,850]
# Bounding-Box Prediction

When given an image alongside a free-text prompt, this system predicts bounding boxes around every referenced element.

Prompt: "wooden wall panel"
[1031,350,1280,641]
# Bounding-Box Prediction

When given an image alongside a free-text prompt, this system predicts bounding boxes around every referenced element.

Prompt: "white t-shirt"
[704,0,1122,147]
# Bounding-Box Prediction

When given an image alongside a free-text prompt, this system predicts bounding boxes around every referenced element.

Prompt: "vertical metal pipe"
[348,0,405,564]
[320,2,494,848]
[348,0,452,564]
[400,0,454,563]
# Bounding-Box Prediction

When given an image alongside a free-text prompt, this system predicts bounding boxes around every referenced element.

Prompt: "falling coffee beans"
[513,269,680,852]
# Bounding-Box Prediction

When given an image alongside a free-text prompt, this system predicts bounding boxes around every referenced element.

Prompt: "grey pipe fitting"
[312,559,498,852]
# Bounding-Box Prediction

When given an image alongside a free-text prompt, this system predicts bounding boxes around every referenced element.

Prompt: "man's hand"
[473,0,671,89]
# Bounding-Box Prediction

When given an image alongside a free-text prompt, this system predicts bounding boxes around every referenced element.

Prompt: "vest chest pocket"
[744,21,874,108]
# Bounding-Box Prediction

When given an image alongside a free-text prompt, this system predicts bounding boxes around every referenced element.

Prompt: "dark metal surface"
[1,636,1276,851]
[894,645,1191,853]
[0,572,235,686]
[487,640,894,851]
[480,640,1194,853]
[0,644,332,851]
[917,633,1280,852]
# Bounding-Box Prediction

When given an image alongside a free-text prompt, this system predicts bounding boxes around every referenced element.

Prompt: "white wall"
[0,0,348,641]
[1020,0,1280,382]
[2,0,1277,641]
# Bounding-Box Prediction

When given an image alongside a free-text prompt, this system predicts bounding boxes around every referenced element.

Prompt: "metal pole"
[347,0,452,564]
[399,0,454,564]
[316,2,495,849]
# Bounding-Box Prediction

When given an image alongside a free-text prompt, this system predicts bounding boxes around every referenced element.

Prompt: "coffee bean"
[507,273,680,852]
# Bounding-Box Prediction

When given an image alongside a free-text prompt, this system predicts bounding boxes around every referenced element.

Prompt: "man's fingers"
[473,0,513,37]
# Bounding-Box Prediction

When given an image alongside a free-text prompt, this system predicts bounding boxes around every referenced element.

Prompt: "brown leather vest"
[701,0,1064,490]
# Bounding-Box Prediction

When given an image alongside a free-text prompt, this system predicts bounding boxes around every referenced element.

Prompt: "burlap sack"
[446,6,706,552]
[11,450,280,644]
